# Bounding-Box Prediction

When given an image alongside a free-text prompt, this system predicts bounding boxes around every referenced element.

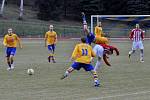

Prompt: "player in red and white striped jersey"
[128,24,144,62]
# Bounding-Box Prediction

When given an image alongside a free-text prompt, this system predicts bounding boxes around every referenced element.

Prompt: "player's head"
[136,24,139,29]
[49,25,54,31]
[81,37,87,43]
[98,22,102,27]
[8,28,13,34]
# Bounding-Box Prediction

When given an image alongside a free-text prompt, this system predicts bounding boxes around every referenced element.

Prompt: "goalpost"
[91,15,150,38]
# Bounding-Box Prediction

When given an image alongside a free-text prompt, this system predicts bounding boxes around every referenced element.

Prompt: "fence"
[0,20,150,38]
[0,20,83,38]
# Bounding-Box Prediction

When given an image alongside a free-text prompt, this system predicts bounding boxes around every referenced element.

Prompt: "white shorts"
[132,41,144,50]
[93,44,104,57]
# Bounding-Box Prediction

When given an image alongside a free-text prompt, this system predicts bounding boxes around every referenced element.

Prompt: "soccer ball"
[27,69,34,75]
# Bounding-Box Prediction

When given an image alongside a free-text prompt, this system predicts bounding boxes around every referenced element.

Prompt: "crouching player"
[3,28,22,70]
[61,37,100,87]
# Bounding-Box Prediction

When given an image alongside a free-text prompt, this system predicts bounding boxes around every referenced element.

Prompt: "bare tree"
[18,0,23,20]
[0,0,6,17]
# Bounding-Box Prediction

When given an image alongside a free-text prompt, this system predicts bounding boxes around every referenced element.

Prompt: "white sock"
[64,71,69,77]
[94,60,101,71]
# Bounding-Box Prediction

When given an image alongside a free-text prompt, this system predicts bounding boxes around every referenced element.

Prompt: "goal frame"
[90,15,150,33]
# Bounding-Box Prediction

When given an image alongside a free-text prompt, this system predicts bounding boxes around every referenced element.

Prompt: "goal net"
[91,15,150,38]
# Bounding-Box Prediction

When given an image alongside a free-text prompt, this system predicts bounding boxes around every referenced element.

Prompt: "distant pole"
[0,0,6,17]
[18,0,23,20]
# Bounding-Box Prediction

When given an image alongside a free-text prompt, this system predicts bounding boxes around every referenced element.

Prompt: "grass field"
[0,39,150,100]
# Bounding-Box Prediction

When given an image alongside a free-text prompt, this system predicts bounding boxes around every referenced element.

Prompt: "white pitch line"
[87,90,150,100]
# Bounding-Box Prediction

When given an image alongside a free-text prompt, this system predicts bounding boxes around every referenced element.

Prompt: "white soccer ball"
[27,68,34,75]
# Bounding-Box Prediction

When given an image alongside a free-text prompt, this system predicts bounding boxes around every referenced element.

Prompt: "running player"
[45,25,57,63]
[3,28,22,70]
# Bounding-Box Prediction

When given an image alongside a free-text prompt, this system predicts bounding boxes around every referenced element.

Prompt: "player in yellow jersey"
[95,22,104,37]
[61,37,100,87]
[3,28,22,70]
[45,25,57,63]
[82,12,109,45]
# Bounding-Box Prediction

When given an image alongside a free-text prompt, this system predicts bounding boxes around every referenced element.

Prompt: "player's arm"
[16,35,22,49]
[91,46,96,57]
[54,33,57,44]
[94,26,97,35]
[141,30,144,40]
[3,35,7,47]
[44,33,48,47]
[129,30,133,40]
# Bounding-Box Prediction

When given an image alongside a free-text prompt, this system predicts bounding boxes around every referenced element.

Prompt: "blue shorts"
[48,44,55,52]
[6,47,16,57]
[86,33,95,45]
[71,62,94,71]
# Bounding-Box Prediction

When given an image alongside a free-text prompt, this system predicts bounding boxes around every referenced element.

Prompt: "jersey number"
[82,49,88,56]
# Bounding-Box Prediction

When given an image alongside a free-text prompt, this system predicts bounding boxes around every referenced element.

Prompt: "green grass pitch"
[0,39,150,100]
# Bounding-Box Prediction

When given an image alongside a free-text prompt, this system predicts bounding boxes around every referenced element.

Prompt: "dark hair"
[81,37,87,43]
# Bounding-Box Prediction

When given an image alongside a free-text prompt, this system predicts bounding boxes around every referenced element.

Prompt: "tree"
[18,0,24,20]
[0,0,5,17]
[37,0,63,21]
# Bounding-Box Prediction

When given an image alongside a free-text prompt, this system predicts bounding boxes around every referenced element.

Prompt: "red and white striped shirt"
[129,28,144,42]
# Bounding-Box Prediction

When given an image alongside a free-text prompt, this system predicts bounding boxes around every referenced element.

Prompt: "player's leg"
[9,47,16,69]
[51,44,56,63]
[47,45,53,62]
[90,70,100,87]
[128,42,136,58]
[93,45,104,71]
[139,41,144,62]
[61,62,80,80]
[140,49,144,62]
[83,64,100,87]
[81,12,88,32]
[5,47,11,70]
[6,57,11,70]
[60,67,74,80]
[94,57,102,71]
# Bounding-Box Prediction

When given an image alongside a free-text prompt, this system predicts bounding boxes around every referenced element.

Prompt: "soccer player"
[81,12,119,68]
[95,21,104,37]
[3,28,22,70]
[81,12,109,45]
[128,24,144,62]
[61,37,100,87]
[45,25,57,63]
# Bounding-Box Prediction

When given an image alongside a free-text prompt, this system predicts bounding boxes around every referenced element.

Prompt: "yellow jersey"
[71,43,96,64]
[94,26,104,37]
[95,37,109,44]
[3,33,20,47]
[45,31,57,45]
